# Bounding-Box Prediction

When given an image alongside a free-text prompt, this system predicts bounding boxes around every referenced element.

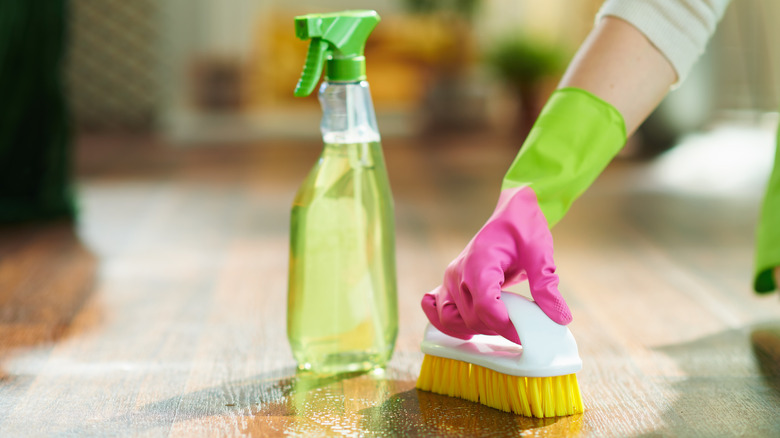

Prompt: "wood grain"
[1,132,778,437]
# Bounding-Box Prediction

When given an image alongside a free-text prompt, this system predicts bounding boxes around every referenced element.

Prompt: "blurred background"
[1,0,780,227]
[63,0,778,146]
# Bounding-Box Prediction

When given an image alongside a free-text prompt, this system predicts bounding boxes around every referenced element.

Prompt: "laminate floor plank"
[0,131,778,436]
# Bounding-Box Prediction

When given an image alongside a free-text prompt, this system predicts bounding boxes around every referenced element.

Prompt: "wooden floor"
[1,129,779,437]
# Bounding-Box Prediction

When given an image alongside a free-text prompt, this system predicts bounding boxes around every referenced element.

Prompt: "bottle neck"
[325,57,366,82]
[318,81,380,144]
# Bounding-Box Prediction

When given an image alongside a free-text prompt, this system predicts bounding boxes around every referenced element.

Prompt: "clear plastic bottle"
[287,80,398,374]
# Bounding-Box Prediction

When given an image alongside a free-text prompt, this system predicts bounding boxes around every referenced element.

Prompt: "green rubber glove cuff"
[502,87,627,227]
[753,123,780,293]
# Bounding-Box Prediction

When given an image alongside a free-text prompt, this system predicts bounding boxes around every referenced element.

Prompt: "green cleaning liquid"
[287,141,398,374]
[288,10,397,374]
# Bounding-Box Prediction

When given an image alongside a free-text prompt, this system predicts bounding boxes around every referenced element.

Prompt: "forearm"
[503,3,728,226]
[558,16,676,136]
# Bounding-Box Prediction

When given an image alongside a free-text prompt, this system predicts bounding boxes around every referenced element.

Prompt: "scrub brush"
[416,292,583,418]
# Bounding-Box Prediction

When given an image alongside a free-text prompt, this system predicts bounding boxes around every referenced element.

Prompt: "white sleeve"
[596,0,731,83]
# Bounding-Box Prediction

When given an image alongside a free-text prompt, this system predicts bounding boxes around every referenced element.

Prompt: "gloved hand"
[422,88,627,344]
[421,186,570,345]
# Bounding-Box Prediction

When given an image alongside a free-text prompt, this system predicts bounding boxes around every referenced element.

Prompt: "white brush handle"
[420,292,582,377]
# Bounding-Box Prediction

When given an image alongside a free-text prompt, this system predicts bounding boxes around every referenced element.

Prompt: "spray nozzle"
[293,10,380,97]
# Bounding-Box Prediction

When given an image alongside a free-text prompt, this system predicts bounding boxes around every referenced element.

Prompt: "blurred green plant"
[485,37,566,88]
[485,36,567,139]
[401,0,480,20]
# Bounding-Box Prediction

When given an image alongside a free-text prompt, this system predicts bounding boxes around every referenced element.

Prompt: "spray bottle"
[287,10,398,374]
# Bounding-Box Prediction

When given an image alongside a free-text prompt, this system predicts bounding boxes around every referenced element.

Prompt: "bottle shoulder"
[319,81,380,144]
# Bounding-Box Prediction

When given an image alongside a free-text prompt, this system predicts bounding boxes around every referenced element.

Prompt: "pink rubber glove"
[421,186,572,345]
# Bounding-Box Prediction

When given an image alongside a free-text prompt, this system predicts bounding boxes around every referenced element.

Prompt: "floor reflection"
[647,323,780,436]
[0,220,98,426]
[751,322,780,380]
[0,220,98,355]
[249,368,583,436]
[75,366,584,436]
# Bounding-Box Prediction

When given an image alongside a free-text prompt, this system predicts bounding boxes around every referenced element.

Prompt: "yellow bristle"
[433,358,447,394]
[417,355,584,418]
[476,365,486,404]
[541,377,554,417]
[489,370,501,410]
[467,364,479,402]
[516,376,532,417]
[483,367,495,409]
[416,355,432,391]
[448,358,459,397]
[492,370,504,411]
[495,375,506,410]
[488,369,500,410]
[483,369,492,408]
[457,360,470,400]
[498,373,512,412]
[440,357,450,395]
[502,372,513,412]
[491,371,502,411]
[506,375,522,415]
[441,357,452,395]
[571,373,584,413]
[552,376,568,417]
[426,356,436,390]
[556,375,569,415]
[564,374,579,411]
[528,376,543,417]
